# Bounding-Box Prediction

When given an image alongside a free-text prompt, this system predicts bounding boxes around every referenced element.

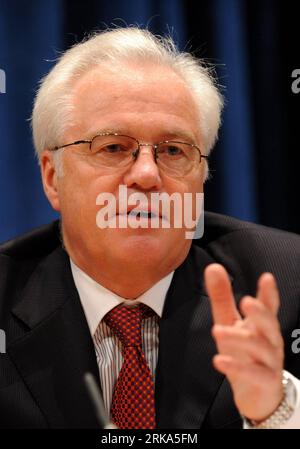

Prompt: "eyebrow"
[88,127,198,144]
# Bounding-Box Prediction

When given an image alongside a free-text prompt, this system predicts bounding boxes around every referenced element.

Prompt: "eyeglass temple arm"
[51,140,91,151]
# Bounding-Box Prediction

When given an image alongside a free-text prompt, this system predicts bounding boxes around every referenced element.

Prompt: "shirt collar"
[70,259,174,336]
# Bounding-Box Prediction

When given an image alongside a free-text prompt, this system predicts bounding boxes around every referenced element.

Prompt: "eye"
[102,144,127,153]
[157,143,185,157]
[166,145,183,156]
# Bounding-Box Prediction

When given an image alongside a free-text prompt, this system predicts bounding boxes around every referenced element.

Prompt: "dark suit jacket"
[0,211,299,429]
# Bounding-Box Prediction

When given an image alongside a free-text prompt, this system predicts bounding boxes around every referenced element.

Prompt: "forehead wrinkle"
[72,65,197,115]
[69,66,202,145]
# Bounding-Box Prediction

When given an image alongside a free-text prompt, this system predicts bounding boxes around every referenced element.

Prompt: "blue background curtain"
[0,0,299,242]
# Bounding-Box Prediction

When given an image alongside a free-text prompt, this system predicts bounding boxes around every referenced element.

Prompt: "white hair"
[31,27,223,178]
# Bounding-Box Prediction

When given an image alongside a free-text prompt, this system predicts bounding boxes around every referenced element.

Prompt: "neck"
[61,227,190,299]
[65,245,179,299]
[73,259,172,298]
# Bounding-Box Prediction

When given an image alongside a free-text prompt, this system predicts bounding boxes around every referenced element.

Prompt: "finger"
[212,355,282,396]
[240,296,283,347]
[205,263,240,325]
[212,325,283,371]
[212,325,252,364]
[257,272,280,316]
[213,354,275,383]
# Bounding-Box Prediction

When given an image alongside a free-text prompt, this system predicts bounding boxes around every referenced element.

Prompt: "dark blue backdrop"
[0,0,299,242]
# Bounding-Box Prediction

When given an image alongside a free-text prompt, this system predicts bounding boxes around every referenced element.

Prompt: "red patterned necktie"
[103,304,156,429]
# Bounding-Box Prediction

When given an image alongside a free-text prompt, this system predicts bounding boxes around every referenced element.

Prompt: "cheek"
[62,156,124,200]
[57,160,122,226]
[189,167,205,193]
[165,170,203,195]
[165,174,203,226]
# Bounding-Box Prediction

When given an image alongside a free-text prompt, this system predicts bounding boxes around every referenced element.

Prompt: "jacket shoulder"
[201,212,300,294]
[0,221,61,261]
[203,211,300,249]
[0,221,62,314]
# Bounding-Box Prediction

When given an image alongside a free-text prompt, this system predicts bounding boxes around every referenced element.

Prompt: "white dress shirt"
[70,259,173,415]
[70,259,300,428]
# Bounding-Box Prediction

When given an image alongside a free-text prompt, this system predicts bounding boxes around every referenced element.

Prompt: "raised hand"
[204,263,284,422]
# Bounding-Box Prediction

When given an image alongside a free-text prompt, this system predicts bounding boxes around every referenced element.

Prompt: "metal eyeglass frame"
[50,132,208,165]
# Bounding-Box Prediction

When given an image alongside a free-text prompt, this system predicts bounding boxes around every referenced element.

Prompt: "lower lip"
[116,214,167,224]
[119,213,162,219]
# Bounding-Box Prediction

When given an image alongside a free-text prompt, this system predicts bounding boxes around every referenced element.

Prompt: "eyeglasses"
[50,132,208,177]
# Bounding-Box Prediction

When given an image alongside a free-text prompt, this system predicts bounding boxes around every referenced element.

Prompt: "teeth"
[127,211,156,218]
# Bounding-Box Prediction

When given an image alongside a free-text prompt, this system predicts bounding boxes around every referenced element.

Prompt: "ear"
[40,150,61,212]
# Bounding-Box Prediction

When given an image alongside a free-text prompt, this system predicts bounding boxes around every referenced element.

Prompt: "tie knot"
[104,303,155,347]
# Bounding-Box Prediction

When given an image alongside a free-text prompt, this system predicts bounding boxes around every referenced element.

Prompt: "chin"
[111,231,168,261]
[112,229,189,268]
[120,232,166,252]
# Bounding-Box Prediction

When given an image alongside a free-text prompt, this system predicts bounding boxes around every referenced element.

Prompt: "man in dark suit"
[1,212,300,428]
[1,27,300,429]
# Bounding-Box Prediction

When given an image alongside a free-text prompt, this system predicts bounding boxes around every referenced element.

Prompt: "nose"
[123,145,163,191]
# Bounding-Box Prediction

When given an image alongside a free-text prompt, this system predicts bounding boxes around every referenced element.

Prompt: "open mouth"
[127,210,158,219]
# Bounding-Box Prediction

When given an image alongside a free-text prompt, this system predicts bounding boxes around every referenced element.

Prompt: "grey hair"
[31,27,223,177]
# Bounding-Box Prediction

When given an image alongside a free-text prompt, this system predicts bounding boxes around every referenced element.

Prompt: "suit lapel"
[8,247,100,428]
[155,244,225,429]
